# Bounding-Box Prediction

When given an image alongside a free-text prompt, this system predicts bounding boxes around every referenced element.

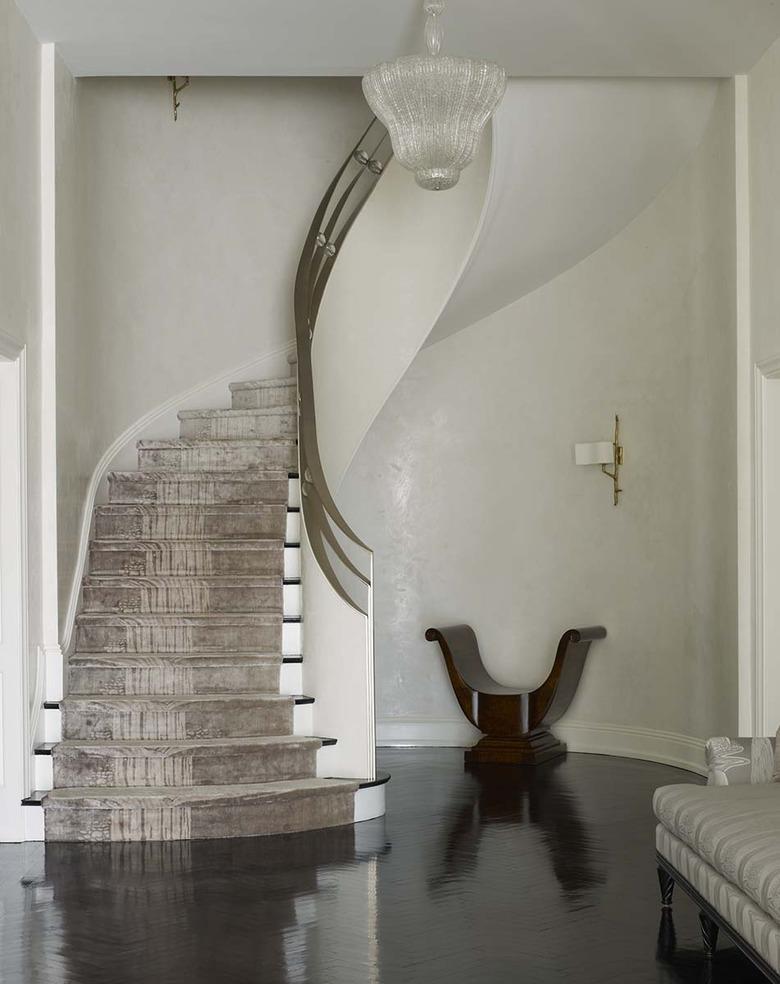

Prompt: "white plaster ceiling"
[15,0,780,78]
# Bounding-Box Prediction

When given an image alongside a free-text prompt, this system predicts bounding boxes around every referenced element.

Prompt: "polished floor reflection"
[0,749,767,983]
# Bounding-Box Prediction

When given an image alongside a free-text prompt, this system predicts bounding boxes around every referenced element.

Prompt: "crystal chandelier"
[362,2,506,191]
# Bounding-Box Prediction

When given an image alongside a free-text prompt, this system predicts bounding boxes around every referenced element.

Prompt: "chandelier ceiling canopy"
[362,2,506,192]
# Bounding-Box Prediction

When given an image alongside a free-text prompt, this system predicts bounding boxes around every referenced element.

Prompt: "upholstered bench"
[653,736,780,981]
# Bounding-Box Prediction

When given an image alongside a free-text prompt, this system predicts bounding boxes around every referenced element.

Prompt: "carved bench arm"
[425,623,607,733]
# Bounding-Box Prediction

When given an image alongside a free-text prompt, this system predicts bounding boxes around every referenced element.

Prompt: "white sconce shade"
[574,442,615,466]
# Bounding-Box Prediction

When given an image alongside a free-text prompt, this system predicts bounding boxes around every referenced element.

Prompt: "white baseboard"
[376,717,706,776]
[377,718,480,747]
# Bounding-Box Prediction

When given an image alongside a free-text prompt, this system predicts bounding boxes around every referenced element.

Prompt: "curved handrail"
[293,118,393,615]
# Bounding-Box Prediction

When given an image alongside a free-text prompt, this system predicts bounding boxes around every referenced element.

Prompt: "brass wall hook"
[600,415,624,506]
[167,76,190,121]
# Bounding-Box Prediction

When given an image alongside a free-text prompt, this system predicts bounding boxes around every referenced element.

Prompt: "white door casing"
[754,357,780,736]
[0,339,29,841]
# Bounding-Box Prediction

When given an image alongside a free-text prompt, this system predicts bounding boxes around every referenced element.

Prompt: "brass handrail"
[293,118,392,615]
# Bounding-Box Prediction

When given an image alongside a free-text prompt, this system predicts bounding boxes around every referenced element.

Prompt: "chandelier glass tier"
[362,2,506,191]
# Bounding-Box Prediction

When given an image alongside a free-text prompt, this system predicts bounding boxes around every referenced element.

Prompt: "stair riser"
[62,701,292,741]
[44,788,352,842]
[89,545,284,577]
[231,384,296,410]
[109,476,288,505]
[67,662,281,696]
[179,413,297,441]
[53,745,317,788]
[94,507,285,541]
[138,444,297,472]
[75,622,282,654]
[82,582,282,615]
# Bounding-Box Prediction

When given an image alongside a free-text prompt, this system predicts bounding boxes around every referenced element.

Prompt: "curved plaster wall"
[312,136,491,490]
[429,78,719,345]
[339,80,738,772]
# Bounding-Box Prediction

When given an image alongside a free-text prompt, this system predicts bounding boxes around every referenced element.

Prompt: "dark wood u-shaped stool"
[425,624,606,766]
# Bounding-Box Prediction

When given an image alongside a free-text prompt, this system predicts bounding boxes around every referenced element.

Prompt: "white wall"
[339,81,738,768]
[55,77,370,624]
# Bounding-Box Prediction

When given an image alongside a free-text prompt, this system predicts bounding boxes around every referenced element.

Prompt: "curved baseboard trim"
[556,721,705,776]
[376,717,706,776]
[60,340,296,655]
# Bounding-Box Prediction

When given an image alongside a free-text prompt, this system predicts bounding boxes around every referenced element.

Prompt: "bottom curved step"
[43,778,358,842]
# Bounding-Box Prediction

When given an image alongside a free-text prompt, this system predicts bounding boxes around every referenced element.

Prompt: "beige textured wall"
[55,76,370,620]
[749,38,780,366]
[340,81,738,755]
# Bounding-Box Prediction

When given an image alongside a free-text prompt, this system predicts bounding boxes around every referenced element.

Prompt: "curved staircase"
[43,370,357,842]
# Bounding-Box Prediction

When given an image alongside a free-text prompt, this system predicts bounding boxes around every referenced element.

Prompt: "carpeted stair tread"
[178,408,296,419]
[44,778,356,808]
[62,692,291,706]
[137,438,297,450]
[82,575,282,586]
[229,378,297,392]
[89,538,284,550]
[109,468,290,481]
[80,575,284,616]
[54,736,321,752]
[51,736,323,789]
[68,652,282,666]
[75,612,281,624]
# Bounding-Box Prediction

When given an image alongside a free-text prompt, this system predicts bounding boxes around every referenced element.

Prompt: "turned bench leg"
[699,911,719,958]
[657,866,675,908]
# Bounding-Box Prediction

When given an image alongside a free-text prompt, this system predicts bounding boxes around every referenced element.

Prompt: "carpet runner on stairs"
[43,373,357,842]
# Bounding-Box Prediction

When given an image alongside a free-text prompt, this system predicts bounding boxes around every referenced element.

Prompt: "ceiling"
[15,0,780,78]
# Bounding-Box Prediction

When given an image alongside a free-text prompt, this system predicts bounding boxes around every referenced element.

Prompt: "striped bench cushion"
[654,782,780,923]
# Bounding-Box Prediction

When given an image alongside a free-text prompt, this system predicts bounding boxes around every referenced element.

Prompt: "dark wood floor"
[0,749,767,984]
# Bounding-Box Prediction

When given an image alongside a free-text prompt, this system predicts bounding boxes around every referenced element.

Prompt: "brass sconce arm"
[167,76,190,121]
[600,415,624,506]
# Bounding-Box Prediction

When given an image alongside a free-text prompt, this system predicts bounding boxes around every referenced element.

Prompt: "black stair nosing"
[283,616,302,624]
[22,791,47,807]
[284,542,301,549]
[283,577,301,585]
[287,506,300,513]
[43,700,61,710]
[316,737,338,747]
[34,743,56,756]
[359,771,391,789]
[288,471,299,480]
[283,655,303,664]
[293,695,315,705]
[327,772,391,789]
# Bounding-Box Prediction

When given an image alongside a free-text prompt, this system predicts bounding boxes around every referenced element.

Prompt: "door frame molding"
[0,332,31,840]
[751,355,780,736]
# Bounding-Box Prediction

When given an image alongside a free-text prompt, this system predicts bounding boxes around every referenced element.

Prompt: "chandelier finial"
[424,3,445,57]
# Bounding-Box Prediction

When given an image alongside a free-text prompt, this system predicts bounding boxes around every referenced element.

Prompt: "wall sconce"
[167,76,190,121]
[574,415,624,506]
